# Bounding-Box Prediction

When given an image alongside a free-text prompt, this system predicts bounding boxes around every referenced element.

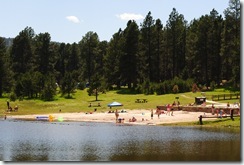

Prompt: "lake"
[0,119,240,161]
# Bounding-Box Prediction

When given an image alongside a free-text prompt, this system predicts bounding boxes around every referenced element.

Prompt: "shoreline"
[5,109,219,125]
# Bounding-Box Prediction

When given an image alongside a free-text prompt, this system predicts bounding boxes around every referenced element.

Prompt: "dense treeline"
[0,0,240,100]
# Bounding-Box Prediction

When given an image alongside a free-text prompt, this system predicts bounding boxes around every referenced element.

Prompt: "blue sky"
[1,0,233,43]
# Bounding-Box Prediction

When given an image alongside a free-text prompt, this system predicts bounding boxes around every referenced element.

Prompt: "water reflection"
[0,120,240,161]
[10,141,49,161]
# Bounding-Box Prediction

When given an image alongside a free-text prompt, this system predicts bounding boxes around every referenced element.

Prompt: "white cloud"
[65,16,80,23]
[116,13,144,21]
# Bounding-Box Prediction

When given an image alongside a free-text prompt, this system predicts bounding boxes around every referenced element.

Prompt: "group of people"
[113,109,141,123]
[211,102,240,118]
[113,99,240,123]
[129,117,137,122]
[6,101,18,112]
[151,101,180,119]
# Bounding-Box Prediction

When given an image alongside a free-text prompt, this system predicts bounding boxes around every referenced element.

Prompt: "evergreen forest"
[0,0,240,101]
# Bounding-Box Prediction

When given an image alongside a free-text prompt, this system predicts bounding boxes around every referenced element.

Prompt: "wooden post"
[199,115,203,125]
[230,109,234,121]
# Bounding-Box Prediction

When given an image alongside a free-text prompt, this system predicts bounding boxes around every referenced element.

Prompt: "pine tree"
[139,11,155,82]
[104,29,124,89]
[120,20,139,89]
[220,0,240,88]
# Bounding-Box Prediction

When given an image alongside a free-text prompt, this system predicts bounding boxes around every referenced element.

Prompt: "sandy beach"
[7,109,217,125]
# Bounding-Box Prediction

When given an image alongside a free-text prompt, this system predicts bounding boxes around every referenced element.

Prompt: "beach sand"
[7,109,217,125]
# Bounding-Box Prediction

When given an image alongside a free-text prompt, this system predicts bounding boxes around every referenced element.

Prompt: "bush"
[141,80,150,95]
[9,92,17,101]
[201,85,208,92]
[41,85,56,101]
[155,83,164,95]
[210,81,216,91]
[172,85,179,93]
[40,75,57,101]
[77,82,86,90]
[186,78,194,91]
[192,83,199,93]
[137,78,195,95]
[162,80,172,94]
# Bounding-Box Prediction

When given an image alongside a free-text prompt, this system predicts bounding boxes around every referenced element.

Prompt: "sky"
[0,0,236,44]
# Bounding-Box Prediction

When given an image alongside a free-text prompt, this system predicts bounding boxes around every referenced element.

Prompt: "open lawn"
[0,88,240,117]
[161,116,240,129]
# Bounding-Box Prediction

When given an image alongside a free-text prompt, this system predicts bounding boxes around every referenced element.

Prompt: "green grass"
[161,117,240,133]
[0,88,240,117]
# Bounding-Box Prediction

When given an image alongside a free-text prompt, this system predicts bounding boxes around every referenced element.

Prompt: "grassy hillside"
[0,88,240,116]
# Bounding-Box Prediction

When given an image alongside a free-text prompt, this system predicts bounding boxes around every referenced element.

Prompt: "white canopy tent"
[107,101,123,107]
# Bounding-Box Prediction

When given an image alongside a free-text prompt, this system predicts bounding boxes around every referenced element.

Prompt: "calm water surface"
[0,119,240,161]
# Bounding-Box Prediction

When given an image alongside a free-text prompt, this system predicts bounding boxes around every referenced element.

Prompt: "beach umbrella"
[107,101,123,107]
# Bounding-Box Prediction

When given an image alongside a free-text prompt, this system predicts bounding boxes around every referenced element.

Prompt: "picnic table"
[135,99,148,103]
[88,102,101,107]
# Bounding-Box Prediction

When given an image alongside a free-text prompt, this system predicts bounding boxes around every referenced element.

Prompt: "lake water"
[0,119,240,161]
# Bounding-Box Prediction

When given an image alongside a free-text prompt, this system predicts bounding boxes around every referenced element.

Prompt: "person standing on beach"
[7,100,10,109]
[226,102,230,114]
[211,104,215,115]
[216,108,219,117]
[166,104,171,116]
[151,109,153,119]
[115,109,119,123]
[157,108,161,119]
